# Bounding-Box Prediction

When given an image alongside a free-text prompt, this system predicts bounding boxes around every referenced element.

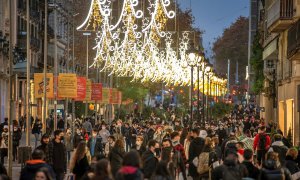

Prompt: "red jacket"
[253,133,271,151]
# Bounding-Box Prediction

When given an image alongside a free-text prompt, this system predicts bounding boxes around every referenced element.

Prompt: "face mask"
[172,140,179,146]
[154,148,161,156]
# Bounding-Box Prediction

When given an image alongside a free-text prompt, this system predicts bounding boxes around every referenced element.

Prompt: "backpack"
[222,165,242,180]
[258,134,266,150]
[197,152,210,174]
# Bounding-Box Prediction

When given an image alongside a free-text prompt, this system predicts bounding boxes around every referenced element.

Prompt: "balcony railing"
[267,0,294,32]
[287,20,300,57]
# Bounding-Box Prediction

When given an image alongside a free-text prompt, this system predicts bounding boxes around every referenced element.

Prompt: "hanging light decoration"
[77,0,227,92]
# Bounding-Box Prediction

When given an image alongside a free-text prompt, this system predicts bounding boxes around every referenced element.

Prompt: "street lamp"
[196,51,204,124]
[186,45,200,125]
[205,64,213,122]
[83,32,91,117]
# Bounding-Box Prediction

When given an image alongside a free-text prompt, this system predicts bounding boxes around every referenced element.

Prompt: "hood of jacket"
[25,160,48,172]
[263,159,279,170]
[271,141,285,147]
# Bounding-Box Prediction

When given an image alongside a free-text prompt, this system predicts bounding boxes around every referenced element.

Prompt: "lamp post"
[204,63,212,122]
[186,45,200,124]
[196,52,204,124]
[83,32,91,117]
[201,60,207,125]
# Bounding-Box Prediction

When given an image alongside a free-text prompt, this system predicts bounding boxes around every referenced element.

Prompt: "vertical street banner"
[91,83,103,101]
[75,77,87,101]
[110,88,122,104]
[58,73,77,98]
[84,79,92,101]
[101,88,110,104]
[34,73,54,98]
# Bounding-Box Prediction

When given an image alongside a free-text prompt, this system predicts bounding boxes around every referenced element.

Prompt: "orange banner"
[34,73,54,98]
[84,79,92,101]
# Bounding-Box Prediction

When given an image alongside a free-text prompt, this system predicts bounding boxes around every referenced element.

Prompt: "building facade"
[0,0,76,122]
[260,0,300,144]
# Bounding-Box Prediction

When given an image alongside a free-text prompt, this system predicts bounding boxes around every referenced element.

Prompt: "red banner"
[91,83,102,101]
[110,88,122,104]
[75,77,87,101]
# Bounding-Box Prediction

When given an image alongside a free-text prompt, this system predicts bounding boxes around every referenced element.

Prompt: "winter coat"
[115,166,143,180]
[259,159,292,180]
[268,141,288,165]
[73,133,84,149]
[199,146,218,178]
[142,150,158,179]
[72,155,90,180]
[131,145,146,157]
[242,160,260,179]
[64,133,73,151]
[87,136,103,157]
[188,137,205,177]
[31,122,42,134]
[36,143,50,163]
[253,133,271,151]
[20,160,56,180]
[12,129,22,146]
[211,159,248,180]
[48,139,67,173]
[284,155,300,175]
[109,146,125,176]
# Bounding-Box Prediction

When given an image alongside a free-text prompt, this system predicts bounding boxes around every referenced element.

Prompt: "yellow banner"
[34,73,54,98]
[58,73,77,98]
[84,79,92,101]
[101,88,110,104]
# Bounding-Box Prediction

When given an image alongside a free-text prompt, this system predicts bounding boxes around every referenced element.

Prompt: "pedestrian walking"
[88,128,103,157]
[12,125,22,161]
[83,119,93,136]
[0,125,8,164]
[73,128,84,149]
[142,140,159,179]
[34,167,54,180]
[48,130,67,180]
[20,149,56,180]
[70,141,91,180]
[253,126,271,165]
[36,134,51,163]
[115,150,143,180]
[109,139,125,177]
[32,119,42,147]
[64,128,73,163]
[104,135,115,157]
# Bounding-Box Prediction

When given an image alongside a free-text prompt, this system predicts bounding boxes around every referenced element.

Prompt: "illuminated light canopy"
[78,0,227,94]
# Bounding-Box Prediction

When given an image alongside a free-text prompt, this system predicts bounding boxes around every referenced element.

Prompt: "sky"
[178,0,249,56]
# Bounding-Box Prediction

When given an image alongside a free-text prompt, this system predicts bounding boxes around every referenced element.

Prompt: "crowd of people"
[0,104,299,180]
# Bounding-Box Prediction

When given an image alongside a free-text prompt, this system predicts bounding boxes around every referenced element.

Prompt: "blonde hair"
[204,137,214,148]
[286,148,298,159]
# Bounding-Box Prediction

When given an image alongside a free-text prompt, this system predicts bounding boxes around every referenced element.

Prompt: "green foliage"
[212,16,249,85]
[250,32,264,94]
[211,102,233,119]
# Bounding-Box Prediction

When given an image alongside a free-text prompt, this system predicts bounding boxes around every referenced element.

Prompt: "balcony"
[287,20,300,59]
[267,0,294,32]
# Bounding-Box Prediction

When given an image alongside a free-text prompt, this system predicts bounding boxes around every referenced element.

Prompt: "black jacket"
[284,156,300,175]
[259,159,292,180]
[72,155,90,180]
[188,137,205,177]
[211,159,248,180]
[109,146,125,176]
[242,161,260,179]
[48,139,67,174]
[132,145,146,157]
[87,136,103,156]
[73,133,84,149]
[142,150,158,179]
[20,160,56,180]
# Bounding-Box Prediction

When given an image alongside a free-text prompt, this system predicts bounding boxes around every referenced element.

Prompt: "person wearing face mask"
[73,128,84,150]
[171,131,187,180]
[131,136,146,156]
[47,130,67,180]
[142,140,159,179]
[217,124,227,145]
[12,125,22,161]
[99,123,110,147]
[88,128,103,157]
[36,134,51,163]
[0,126,8,164]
